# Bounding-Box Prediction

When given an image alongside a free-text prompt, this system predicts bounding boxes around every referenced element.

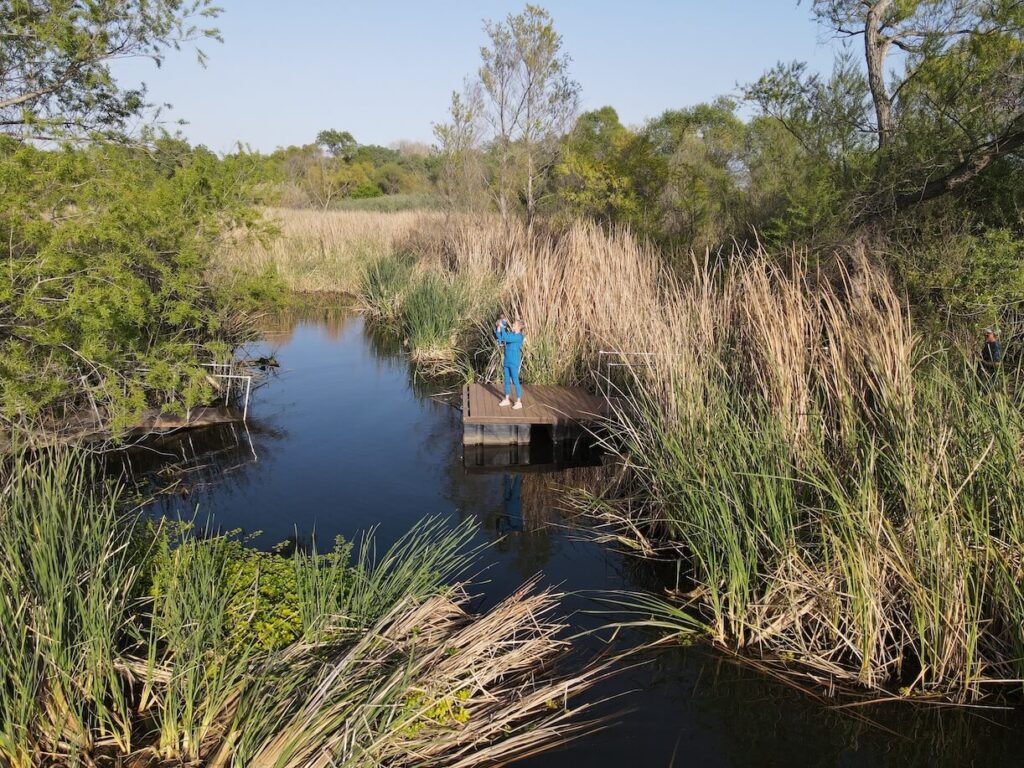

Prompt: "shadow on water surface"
[119,304,1024,768]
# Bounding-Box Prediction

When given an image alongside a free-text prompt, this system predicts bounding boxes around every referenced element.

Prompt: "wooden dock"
[462,382,609,445]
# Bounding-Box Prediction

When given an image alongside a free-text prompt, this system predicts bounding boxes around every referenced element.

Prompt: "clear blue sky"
[111,1,844,153]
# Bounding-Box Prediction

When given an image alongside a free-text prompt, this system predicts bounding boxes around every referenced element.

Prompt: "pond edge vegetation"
[231,208,1024,705]
[0,448,616,767]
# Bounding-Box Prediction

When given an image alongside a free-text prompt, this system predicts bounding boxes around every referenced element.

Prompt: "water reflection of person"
[496,473,524,535]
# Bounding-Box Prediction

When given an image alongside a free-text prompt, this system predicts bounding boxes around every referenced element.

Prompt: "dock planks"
[462,382,609,426]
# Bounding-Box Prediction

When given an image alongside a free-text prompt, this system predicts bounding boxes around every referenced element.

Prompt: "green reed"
[604,353,1024,700]
[0,450,602,766]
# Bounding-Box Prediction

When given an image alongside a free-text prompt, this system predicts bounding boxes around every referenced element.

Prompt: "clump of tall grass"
[358,246,501,375]
[592,252,1024,701]
[360,250,415,323]
[0,450,140,764]
[401,272,474,362]
[0,450,607,766]
[348,212,673,388]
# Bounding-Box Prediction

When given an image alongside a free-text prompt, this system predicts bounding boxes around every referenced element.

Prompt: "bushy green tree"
[555,100,759,250]
[641,98,751,248]
[0,137,262,433]
[554,107,647,226]
[268,134,436,208]
[0,0,221,140]
[315,129,357,160]
[766,1,1024,216]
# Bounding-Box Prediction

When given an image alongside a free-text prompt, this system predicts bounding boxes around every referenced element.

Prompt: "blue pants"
[503,364,522,398]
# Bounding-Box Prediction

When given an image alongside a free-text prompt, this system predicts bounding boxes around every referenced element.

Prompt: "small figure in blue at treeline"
[495,316,527,409]
[979,327,1003,380]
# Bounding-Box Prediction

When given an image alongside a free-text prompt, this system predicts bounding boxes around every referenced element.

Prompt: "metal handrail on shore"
[596,349,684,400]
[202,363,254,422]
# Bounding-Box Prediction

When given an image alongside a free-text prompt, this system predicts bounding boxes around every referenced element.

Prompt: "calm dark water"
[125,307,1024,768]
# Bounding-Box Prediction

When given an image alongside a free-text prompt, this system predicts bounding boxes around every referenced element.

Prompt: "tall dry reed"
[216,208,448,294]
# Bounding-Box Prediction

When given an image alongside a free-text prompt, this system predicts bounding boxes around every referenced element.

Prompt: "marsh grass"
[360,250,415,323]
[589,255,1024,702]
[348,214,673,388]
[401,271,473,360]
[334,192,444,213]
[215,208,447,295]
[0,450,607,766]
[220,208,1024,701]
[0,450,139,764]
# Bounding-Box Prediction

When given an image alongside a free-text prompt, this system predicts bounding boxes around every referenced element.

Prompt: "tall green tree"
[554,107,647,226]
[0,1,221,140]
[433,83,488,211]
[642,98,751,248]
[808,0,1024,212]
[0,138,262,432]
[478,4,580,224]
[315,129,357,160]
[744,54,874,241]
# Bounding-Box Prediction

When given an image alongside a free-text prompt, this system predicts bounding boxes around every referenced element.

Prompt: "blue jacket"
[983,340,1003,364]
[496,329,524,367]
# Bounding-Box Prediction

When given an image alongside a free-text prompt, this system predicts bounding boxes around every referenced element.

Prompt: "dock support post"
[464,442,531,466]
[463,423,531,445]
[552,422,584,444]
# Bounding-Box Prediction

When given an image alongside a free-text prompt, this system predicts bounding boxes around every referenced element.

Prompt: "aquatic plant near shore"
[400,271,473,360]
[360,250,416,323]
[0,450,607,767]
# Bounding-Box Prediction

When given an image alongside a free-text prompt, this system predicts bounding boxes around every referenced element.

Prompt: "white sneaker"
[512,400,523,410]
[499,397,511,407]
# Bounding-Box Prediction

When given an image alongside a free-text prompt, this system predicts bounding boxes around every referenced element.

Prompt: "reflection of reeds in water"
[257,299,358,344]
[641,643,1022,767]
[517,462,625,532]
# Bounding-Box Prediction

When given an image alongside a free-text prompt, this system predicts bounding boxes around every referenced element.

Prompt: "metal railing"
[596,350,683,400]
[202,362,254,422]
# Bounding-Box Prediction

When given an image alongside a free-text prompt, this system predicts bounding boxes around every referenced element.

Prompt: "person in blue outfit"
[495,316,526,409]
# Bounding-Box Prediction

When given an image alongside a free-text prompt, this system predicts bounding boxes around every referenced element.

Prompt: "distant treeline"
[430,3,1023,327]
[241,131,441,210]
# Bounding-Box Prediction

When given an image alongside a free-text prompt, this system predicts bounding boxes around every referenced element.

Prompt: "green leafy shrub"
[350,181,384,199]
[0,137,261,435]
